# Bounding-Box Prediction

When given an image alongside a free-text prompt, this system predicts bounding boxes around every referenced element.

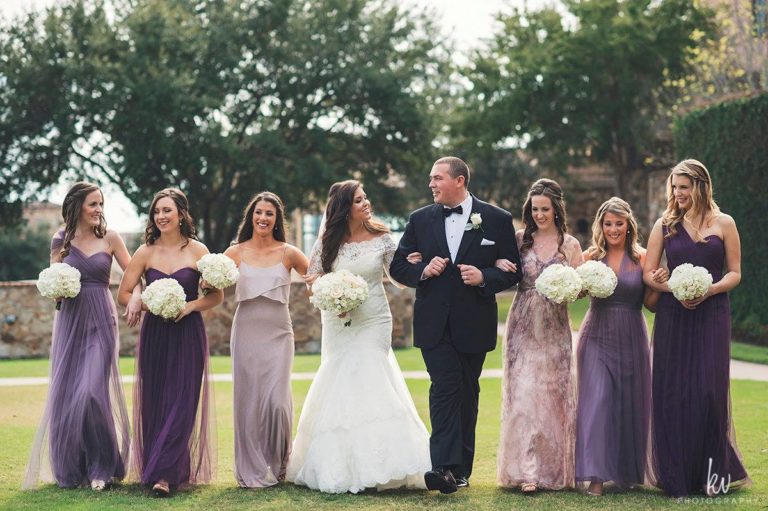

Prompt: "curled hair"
[433,156,470,187]
[586,197,642,264]
[235,191,287,243]
[662,159,720,241]
[59,182,106,259]
[143,188,197,247]
[520,178,568,256]
[320,180,389,273]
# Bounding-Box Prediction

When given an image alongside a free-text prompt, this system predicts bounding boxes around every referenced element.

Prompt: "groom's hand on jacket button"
[424,256,449,278]
[457,264,483,286]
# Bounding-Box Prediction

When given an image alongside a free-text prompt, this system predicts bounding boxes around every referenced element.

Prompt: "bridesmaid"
[496,178,582,492]
[118,188,222,497]
[24,182,141,490]
[574,197,663,496]
[643,159,750,497]
[224,192,308,488]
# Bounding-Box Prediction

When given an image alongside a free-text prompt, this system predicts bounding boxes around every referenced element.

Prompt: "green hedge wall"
[674,93,768,344]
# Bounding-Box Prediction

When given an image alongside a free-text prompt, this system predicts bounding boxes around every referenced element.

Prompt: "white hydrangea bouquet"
[37,263,82,310]
[667,263,713,301]
[577,260,618,298]
[535,263,583,304]
[309,269,369,327]
[142,278,187,320]
[197,253,239,289]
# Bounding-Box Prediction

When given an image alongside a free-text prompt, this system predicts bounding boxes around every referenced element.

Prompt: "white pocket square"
[480,238,496,246]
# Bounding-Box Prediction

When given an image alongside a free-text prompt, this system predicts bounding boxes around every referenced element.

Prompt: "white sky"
[1,0,521,231]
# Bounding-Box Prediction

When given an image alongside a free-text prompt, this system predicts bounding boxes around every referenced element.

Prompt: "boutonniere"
[464,212,483,232]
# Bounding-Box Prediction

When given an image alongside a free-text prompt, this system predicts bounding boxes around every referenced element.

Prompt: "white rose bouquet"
[197,253,239,289]
[309,269,369,326]
[142,278,187,320]
[37,263,82,310]
[667,263,713,301]
[577,260,618,298]
[535,263,583,304]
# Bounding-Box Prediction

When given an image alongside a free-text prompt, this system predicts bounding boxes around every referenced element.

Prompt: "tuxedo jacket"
[389,195,522,353]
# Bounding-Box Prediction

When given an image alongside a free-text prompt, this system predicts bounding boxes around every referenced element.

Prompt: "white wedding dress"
[286,234,430,493]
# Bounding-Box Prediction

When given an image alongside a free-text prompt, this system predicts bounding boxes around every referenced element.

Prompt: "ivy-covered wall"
[675,94,768,344]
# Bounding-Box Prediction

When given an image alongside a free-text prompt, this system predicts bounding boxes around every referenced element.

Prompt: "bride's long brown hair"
[320,180,388,273]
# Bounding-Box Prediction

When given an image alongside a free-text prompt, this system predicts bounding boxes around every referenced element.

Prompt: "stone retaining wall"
[0,280,414,358]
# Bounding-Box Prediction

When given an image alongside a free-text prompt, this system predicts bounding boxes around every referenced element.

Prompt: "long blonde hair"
[586,197,642,264]
[662,159,720,241]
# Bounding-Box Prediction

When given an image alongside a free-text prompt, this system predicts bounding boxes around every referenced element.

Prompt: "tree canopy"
[455,0,714,210]
[0,0,448,250]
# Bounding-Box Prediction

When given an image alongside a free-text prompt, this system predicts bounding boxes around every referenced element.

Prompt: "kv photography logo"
[706,457,731,496]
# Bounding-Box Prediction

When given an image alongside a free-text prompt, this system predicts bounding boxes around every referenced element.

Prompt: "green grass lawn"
[496,292,655,331]
[731,342,768,366]
[498,292,768,366]
[0,340,763,382]
[0,376,765,510]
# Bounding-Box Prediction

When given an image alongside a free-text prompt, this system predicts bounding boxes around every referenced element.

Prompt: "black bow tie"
[443,205,463,217]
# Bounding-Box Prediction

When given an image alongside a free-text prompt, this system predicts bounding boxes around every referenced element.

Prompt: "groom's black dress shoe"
[455,476,469,488]
[424,468,458,494]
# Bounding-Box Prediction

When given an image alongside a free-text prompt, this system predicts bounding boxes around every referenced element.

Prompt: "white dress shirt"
[444,193,473,262]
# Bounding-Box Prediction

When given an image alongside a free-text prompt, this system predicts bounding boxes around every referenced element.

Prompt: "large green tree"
[456,0,713,219]
[0,0,446,250]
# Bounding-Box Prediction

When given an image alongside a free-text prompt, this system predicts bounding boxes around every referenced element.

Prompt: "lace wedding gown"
[286,234,430,493]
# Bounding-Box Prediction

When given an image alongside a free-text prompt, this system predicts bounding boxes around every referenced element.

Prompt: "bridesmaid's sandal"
[521,482,537,493]
[152,479,170,497]
[90,479,106,492]
[585,482,603,496]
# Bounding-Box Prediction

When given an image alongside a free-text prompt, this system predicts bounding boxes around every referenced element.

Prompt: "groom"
[390,156,522,493]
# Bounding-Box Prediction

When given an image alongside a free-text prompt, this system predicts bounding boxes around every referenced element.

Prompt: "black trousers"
[421,328,486,479]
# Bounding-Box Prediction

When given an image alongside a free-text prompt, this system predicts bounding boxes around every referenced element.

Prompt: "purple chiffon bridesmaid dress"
[575,253,651,489]
[131,266,215,489]
[650,225,749,496]
[231,257,294,488]
[24,233,130,489]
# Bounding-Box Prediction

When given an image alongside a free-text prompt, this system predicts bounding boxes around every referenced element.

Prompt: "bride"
[286,180,430,493]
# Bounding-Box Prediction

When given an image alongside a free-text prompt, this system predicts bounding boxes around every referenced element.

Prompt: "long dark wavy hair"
[320,180,389,273]
[235,191,287,243]
[520,178,568,256]
[58,182,107,259]
[143,188,197,247]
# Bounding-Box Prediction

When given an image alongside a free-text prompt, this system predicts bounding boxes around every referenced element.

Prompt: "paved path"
[1,323,765,387]
[1,362,765,387]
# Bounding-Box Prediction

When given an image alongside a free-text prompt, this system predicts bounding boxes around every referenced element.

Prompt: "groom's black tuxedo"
[390,194,522,480]
[390,195,522,353]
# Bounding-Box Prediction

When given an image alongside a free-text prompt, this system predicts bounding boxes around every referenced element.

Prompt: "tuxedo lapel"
[454,197,482,264]
[430,205,451,259]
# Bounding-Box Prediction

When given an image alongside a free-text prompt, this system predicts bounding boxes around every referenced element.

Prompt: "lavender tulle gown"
[131,267,215,488]
[650,226,749,496]
[24,234,130,489]
[575,253,651,489]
